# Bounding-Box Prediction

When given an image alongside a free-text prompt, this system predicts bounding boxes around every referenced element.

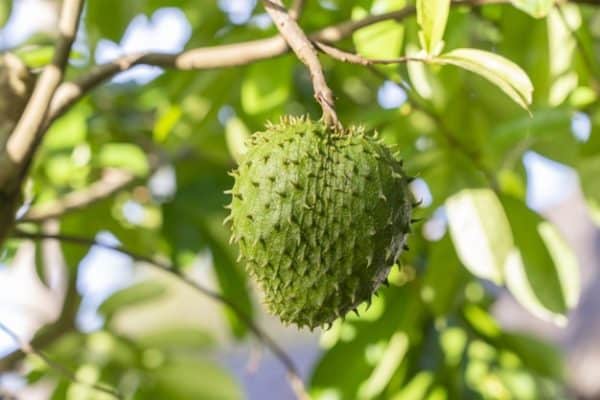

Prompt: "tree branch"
[263,0,339,127]
[2,0,84,187]
[48,0,539,123]
[21,169,135,222]
[48,39,289,121]
[50,2,416,124]
[21,146,194,223]
[0,321,121,399]
[11,230,309,400]
[11,0,600,154]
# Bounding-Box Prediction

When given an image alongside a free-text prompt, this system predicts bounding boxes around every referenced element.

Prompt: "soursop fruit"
[227,117,414,329]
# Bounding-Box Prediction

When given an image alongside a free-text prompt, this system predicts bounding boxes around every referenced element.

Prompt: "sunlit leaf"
[463,304,502,339]
[577,155,600,225]
[352,2,405,60]
[391,371,434,400]
[406,44,434,100]
[14,46,54,68]
[446,189,513,284]
[98,281,168,320]
[416,0,450,55]
[358,331,409,399]
[440,327,467,367]
[225,117,250,165]
[435,48,534,111]
[153,104,182,143]
[241,56,293,115]
[311,285,424,399]
[97,143,149,176]
[43,103,90,150]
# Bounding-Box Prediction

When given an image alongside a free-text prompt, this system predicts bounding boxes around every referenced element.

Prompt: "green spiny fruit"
[227,117,414,329]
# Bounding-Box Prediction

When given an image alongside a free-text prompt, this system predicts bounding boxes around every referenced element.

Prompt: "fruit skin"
[227,117,413,329]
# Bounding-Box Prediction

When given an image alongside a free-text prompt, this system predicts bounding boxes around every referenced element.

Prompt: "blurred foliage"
[1,0,600,398]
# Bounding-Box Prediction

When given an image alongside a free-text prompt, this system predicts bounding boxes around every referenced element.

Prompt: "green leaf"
[14,46,54,68]
[416,0,451,55]
[241,56,293,115]
[435,48,533,111]
[490,109,576,167]
[0,0,11,28]
[225,117,250,165]
[446,189,513,284]
[577,155,600,225]
[136,326,214,351]
[98,281,168,320]
[501,332,564,379]
[85,0,145,43]
[352,3,404,60]
[311,285,424,400]
[148,359,242,400]
[421,235,469,316]
[153,104,182,143]
[162,160,253,338]
[500,195,580,325]
[511,0,554,18]
[463,304,502,339]
[440,327,467,367]
[43,103,90,149]
[97,143,149,176]
[391,371,434,400]
[358,331,410,399]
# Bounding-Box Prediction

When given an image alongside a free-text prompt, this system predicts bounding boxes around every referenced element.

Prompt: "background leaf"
[511,0,555,18]
[352,1,405,60]
[0,0,11,28]
[446,189,513,284]
[500,195,580,324]
[241,57,293,115]
[98,281,168,320]
[145,359,243,400]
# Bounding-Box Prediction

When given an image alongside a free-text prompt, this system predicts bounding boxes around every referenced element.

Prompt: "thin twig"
[0,321,121,399]
[2,0,84,186]
[12,230,310,400]
[263,0,339,128]
[314,41,423,66]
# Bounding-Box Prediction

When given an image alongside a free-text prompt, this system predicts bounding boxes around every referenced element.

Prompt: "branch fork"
[263,0,341,129]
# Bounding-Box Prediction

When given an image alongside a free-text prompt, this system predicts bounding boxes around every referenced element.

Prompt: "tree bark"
[0,54,34,244]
